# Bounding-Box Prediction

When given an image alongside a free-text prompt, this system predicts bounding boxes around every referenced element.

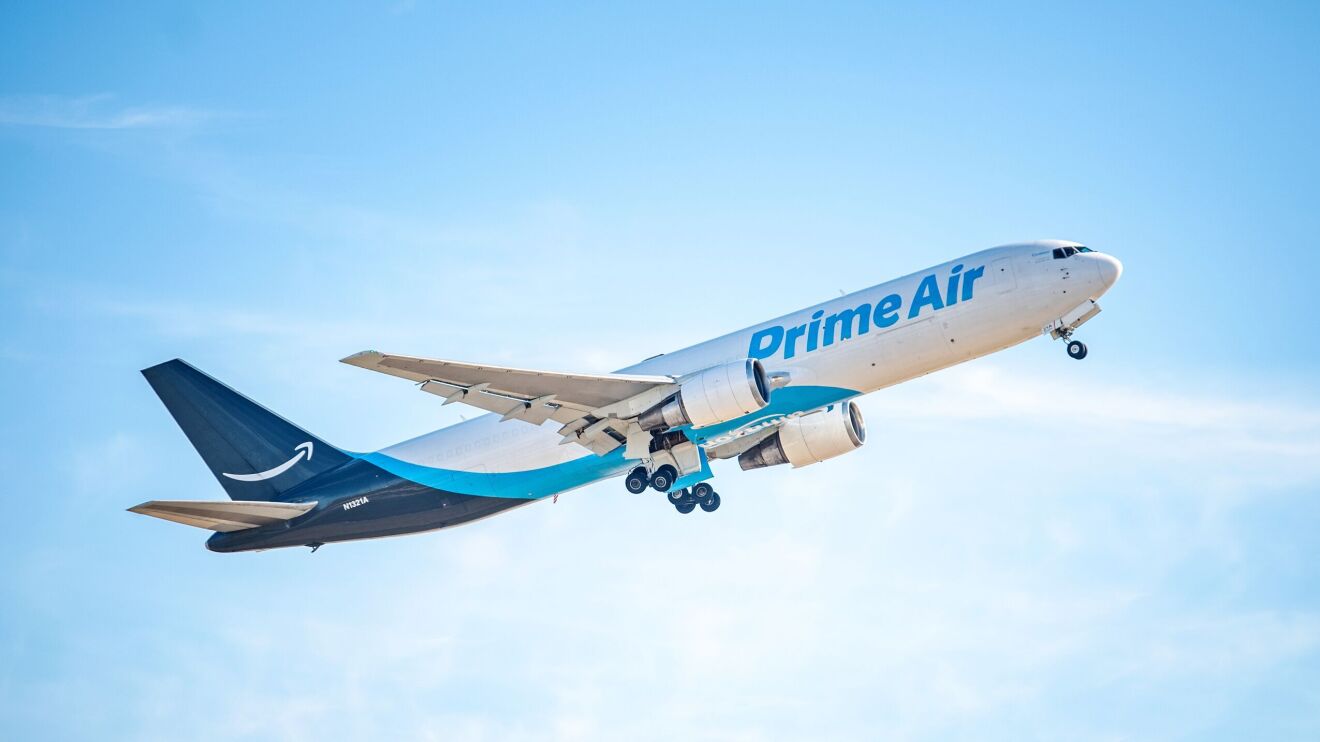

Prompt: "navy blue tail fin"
[142,359,351,501]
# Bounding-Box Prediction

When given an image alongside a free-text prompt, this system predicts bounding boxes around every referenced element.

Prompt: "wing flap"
[418,379,578,424]
[128,500,317,532]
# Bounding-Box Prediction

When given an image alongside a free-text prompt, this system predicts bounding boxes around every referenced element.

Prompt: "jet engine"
[738,401,866,470]
[639,359,770,431]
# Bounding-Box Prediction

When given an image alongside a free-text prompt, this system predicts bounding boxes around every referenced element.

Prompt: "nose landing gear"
[1056,327,1089,360]
[1046,300,1101,360]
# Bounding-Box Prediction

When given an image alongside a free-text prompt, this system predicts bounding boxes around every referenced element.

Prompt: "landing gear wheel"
[699,492,721,512]
[675,495,697,514]
[650,464,678,492]
[667,487,688,504]
[1067,340,1088,360]
[624,467,649,494]
[692,482,714,499]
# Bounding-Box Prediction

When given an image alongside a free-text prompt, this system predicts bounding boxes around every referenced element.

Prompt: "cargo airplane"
[131,240,1122,552]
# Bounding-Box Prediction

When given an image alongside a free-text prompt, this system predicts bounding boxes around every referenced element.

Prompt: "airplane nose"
[1096,253,1123,289]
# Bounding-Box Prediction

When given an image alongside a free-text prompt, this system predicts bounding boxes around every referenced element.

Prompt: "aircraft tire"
[675,498,697,514]
[699,492,721,512]
[692,482,714,499]
[651,465,678,492]
[625,467,650,494]
[667,487,688,504]
[1067,340,1088,360]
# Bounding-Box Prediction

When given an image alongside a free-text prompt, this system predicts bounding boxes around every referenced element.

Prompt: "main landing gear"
[626,464,679,493]
[669,482,720,514]
[624,467,650,494]
[624,466,721,514]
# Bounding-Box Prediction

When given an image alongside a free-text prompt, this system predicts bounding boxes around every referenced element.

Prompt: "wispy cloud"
[885,363,1320,431]
[876,363,1320,464]
[0,94,218,130]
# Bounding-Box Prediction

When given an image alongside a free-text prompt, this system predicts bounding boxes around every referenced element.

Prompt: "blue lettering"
[961,265,985,301]
[784,324,807,359]
[748,326,784,360]
[806,310,824,352]
[873,293,902,328]
[747,266,984,361]
[908,274,945,319]
[823,304,871,346]
[945,264,963,306]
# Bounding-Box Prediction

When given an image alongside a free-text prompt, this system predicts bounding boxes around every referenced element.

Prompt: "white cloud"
[870,362,1320,492]
[0,94,219,130]
[881,362,1320,435]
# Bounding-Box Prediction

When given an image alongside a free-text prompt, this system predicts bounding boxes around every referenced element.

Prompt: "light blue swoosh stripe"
[357,448,632,500]
[355,385,859,499]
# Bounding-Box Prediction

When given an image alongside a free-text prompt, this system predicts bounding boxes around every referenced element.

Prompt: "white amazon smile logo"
[222,441,314,481]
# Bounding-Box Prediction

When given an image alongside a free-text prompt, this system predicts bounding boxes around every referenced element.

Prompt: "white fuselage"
[374,241,1121,491]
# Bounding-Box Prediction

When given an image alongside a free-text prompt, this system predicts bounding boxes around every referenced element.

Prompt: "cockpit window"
[1052,246,1080,259]
[1076,246,1093,253]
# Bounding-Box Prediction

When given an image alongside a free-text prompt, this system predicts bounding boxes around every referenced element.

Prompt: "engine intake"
[738,401,866,470]
[639,359,770,431]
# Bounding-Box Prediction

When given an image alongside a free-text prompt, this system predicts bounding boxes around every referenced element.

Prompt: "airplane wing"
[341,351,678,455]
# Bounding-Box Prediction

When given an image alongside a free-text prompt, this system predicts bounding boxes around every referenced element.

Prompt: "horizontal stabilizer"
[128,499,316,532]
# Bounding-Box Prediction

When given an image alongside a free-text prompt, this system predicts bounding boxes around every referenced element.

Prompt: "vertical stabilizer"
[141,359,351,501]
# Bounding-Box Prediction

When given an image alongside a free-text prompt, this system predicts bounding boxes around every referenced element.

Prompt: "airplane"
[130,240,1122,553]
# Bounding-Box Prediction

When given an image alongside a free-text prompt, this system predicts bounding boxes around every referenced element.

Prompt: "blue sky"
[3,1,1320,739]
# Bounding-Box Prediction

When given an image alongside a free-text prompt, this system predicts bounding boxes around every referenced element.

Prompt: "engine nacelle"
[639,359,770,431]
[738,401,866,470]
